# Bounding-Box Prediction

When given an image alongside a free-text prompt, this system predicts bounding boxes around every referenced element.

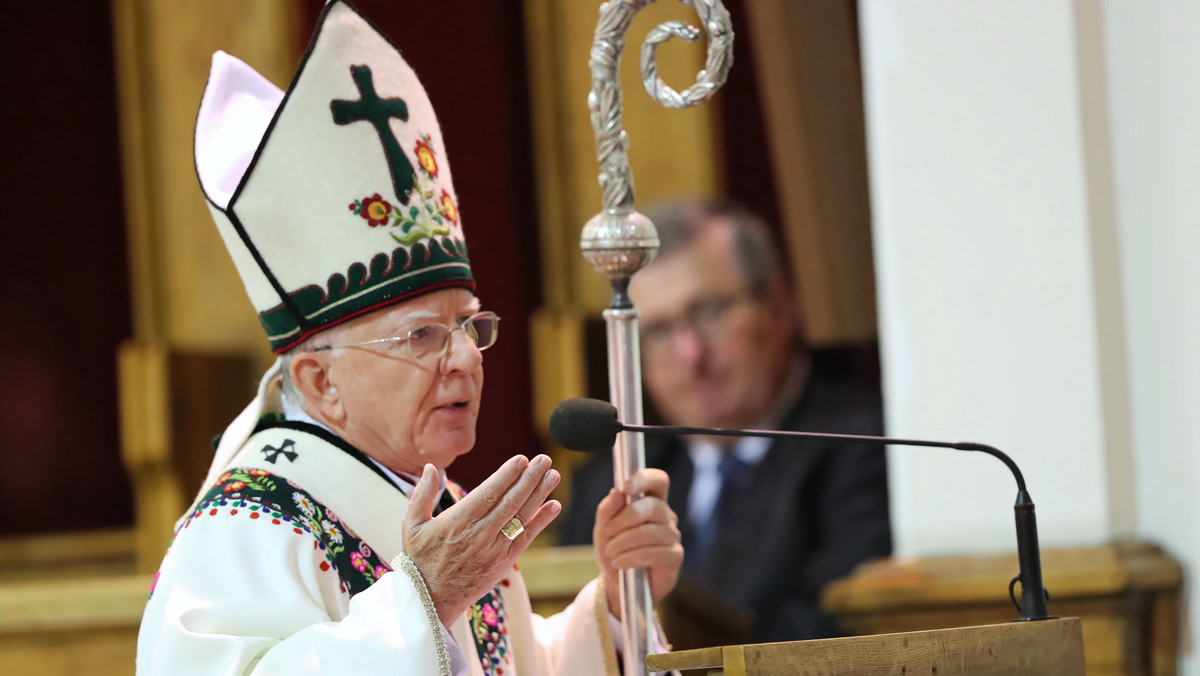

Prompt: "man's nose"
[440,327,483,374]
[669,322,706,365]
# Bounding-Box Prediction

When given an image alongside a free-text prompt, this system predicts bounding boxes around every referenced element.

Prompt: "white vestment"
[136,373,622,676]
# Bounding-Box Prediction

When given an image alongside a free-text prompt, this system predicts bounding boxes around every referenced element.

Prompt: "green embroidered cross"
[331,65,414,204]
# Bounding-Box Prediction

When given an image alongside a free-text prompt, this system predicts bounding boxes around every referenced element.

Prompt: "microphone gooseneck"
[548,397,1053,621]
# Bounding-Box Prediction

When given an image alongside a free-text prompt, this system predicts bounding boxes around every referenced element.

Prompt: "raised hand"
[402,455,561,625]
[593,468,682,620]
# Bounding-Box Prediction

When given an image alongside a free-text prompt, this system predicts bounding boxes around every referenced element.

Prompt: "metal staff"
[580,1,733,673]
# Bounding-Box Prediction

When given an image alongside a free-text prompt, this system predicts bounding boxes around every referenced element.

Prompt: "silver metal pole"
[582,2,733,674]
[604,308,654,673]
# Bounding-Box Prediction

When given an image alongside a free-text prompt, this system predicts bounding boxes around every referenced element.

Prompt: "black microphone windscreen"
[548,398,620,453]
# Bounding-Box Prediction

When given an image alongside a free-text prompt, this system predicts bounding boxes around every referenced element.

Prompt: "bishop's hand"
[402,455,561,626]
[593,468,683,620]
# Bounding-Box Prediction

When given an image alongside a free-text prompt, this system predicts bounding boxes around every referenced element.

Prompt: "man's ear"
[290,352,345,425]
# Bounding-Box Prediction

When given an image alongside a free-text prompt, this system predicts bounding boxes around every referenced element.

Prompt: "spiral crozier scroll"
[586,0,732,217]
[579,2,734,676]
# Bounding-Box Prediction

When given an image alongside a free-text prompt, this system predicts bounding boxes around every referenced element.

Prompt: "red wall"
[0,3,134,534]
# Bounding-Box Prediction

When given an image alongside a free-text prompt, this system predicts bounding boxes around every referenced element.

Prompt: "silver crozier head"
[580,207,660,282]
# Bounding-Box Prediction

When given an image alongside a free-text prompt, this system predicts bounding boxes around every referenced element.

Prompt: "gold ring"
[500,517,525,540]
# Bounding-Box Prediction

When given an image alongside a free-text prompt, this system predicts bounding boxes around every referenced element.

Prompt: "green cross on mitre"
[331,65,415,204]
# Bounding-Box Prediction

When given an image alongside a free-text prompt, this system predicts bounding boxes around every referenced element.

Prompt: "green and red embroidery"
[173,468,390,597]
[348,131,456,246]
[443,482,513,675]
[470,591,512,675]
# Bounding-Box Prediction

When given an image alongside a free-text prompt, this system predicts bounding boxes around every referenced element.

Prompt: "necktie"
[686,452,751,570]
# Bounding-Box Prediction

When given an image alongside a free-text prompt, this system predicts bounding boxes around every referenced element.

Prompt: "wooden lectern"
[645,617,1084,675]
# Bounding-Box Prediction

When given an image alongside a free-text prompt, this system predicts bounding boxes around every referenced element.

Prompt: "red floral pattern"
[414,138,438,177]
[353,193,392,227]
[345,130,455,246]
[440,189,458,224]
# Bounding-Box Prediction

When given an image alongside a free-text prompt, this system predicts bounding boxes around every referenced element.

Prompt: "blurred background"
[0,1,1195,674]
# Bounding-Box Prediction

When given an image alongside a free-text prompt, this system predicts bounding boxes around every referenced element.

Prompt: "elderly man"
[561,200,890,643]
[137,3,680,674]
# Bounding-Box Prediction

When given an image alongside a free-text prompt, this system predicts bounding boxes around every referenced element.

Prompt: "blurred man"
[562,199,890,642]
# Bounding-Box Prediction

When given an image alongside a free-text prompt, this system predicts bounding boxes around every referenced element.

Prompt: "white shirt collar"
[685,355,810,470]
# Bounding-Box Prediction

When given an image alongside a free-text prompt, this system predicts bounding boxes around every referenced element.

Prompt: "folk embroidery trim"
[162,468,390,598]
[151,470,513,674]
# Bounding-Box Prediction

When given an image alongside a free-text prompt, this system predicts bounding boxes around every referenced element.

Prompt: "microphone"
[549,397,1053,622]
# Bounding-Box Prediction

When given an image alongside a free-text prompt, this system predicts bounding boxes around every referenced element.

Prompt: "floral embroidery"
[439,189,458,224]
[294,492,316,517]
[320,519,343,544]
[165,468,390,598]
[347,131,454,246]
[352,193,393,227]
[414,137,438,177]
[469,591,511,676]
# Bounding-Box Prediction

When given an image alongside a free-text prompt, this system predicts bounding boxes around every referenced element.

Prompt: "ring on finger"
[500,517,525,541]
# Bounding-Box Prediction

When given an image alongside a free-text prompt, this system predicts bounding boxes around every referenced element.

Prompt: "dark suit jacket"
[559,363,892,643]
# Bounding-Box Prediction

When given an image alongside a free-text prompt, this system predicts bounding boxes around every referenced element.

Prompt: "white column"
[860,0,1132,555]
[1102,3,1200,675]
[859,2,1198,672]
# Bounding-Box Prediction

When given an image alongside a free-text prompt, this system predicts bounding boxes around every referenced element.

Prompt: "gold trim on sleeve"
[392,552,451,676]
[593,577,621,676]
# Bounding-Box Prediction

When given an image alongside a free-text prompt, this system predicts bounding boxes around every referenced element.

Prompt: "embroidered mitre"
[195,0,473,353]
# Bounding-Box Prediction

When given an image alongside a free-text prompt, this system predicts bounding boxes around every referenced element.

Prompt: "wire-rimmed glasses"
[639,291,755,357]
[312,311,500,361]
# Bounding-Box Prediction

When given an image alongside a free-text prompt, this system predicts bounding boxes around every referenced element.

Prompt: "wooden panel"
[648,618,1086,676]
[119,343,257,571]
[111,0,296,569]
[112,0,294,360]
[518,544,600,617]
[0,574,149,676]
[0,627,138,676]
[822,542,1184,676]
[0,529,134,584]
[742,1,877,345]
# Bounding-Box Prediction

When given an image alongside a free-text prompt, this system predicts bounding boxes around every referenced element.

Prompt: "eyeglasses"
[640,292,755,355]
[313,311,500,361]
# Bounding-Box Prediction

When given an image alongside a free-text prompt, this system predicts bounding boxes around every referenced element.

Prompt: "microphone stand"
[620,422,1054,621]
[580,3,734,674]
